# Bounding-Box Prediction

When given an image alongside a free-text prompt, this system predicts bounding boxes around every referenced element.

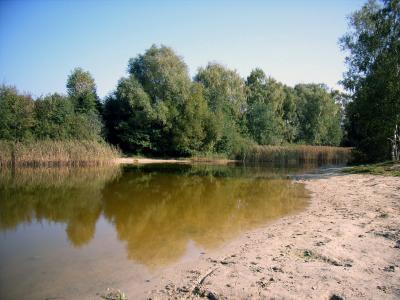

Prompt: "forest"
[0,50,344,159]
[0,0,398,163]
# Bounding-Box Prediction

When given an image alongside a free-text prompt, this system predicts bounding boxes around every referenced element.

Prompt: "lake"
[0,163,319,299]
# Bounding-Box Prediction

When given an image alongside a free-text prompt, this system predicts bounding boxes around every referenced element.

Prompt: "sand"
[130,174,400,299]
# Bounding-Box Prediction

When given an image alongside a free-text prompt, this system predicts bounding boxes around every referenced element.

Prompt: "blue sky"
[0,0,365,98]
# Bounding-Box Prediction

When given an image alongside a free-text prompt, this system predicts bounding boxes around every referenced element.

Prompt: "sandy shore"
[132,174,400,299]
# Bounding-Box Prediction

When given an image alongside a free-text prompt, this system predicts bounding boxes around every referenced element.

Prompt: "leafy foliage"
[295,84,342,146]
[0,86,35,141]
[34,93,75,140]
[340,0,400,161]
[245,71,342,147]
[104,45,209,156]
[195,63,250,154]
[1,45,345,158]
[67,67,101,114]
[0,68,103,143]
[246,69,285,145]
[128,45,191,103]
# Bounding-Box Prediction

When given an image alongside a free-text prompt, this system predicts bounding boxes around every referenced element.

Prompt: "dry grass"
[240,145,352,165]
[0,165,122,188]
[0,140,120,167]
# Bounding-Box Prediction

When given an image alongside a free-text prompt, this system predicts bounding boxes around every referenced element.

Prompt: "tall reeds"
[0,140,120,168]
[239,145,352,165]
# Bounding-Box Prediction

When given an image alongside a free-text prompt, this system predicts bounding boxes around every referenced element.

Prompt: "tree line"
[0,68,102,142]
[104,46,344,156]
[0,46,344,158]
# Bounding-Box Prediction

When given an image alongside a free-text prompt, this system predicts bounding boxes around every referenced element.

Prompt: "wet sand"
[132,174,400,299]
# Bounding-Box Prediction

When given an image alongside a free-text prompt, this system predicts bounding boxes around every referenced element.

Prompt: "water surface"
[0,163,312,299]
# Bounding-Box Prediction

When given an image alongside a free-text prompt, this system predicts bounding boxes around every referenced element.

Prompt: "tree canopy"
[340,0,400,161]
[0,86,35,141]
[104,45,209,155]
[1,44,345,158]
[0,68,103,142]
[67,67,101,114]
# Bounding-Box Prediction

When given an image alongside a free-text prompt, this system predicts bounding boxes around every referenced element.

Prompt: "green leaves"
[102,46,344,156]
[34,93,74,140]
[341,0,400,161]
[245,70,286,145]
[0,68,104,143]
[194,63,249,155]
[295,84,342,146]
[128,45,191,103]
[0,86,35,141]
[195,63,246,118]
[1,44,346,158]
[67,67,100,114]
[103,76,155,153]
[67,67,96,98]
[245,73,342,147]
[104,45,209,156]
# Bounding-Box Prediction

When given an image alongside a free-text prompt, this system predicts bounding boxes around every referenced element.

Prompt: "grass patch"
[343,161,400,176]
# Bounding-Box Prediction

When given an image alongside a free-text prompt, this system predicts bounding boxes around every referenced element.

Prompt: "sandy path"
[135,174,400,300]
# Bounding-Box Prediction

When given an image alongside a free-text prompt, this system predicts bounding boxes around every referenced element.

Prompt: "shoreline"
[113,157,238,165]
[125,174,400,299]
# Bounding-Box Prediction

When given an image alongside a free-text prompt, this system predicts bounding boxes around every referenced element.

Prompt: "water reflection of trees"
[0,167,121,246]
[102,165,309,266]
[0,164,309,267]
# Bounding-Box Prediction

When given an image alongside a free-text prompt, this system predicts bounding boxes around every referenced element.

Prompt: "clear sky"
[0,0,365,98]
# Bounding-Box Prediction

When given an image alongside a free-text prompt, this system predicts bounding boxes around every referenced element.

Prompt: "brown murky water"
[0,163,311,299]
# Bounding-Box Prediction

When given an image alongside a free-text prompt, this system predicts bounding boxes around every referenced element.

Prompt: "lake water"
[0,163,316,299]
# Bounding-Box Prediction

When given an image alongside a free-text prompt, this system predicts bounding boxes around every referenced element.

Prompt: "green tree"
[34,93,75,140]
[195,63,248,154]
[295,84,342,146]
[0,85,35,141]
[69,110,103,141]
[245,69,285,145]
[66,68,104,140]
[34,93,102,141]
[104,45,209,155]
[103,75,158,153]
[340,0,400,161]
[126,45,206,155]
[282,86,299,143]
[195,63,246,118]
[128,45,191,104]
[171,83,209,155]
[246,101,283,145]
[66,68,101,114]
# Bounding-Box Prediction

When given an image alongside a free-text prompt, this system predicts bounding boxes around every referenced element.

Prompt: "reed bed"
[0,140,120,168]
[0,165,122,188]
[239,145,352,165]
